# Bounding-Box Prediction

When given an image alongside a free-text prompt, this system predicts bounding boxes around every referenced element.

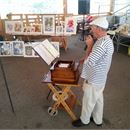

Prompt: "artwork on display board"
[56,26,64,35]
[43,15,55,35]
[5,21,23,34]
[5,21,14,34]
[23,26,35,34]
[24,44,39,57]
[13,21,23,34]
[0,41,12,56]
[32,39,59,65]
[64,17,77,35]
[12,41,24,56]
[24,44,34,57]
[32,24,42,34]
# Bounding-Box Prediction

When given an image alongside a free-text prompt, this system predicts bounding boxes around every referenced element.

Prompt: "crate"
[51,60,80,84]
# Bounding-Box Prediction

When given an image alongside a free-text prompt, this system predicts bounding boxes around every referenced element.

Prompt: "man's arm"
[80,35,94,64]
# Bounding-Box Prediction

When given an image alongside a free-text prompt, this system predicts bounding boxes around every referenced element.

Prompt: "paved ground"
[0,35,130,129]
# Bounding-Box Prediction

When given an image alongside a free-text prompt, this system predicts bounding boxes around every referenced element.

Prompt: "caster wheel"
[48,107,58,116]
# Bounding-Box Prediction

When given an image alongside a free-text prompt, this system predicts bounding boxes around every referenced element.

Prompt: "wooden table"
[116,32,130,52]
[42,71,80,121]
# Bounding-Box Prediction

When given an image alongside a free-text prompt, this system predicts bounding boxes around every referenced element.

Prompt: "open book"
[32,39,59,65]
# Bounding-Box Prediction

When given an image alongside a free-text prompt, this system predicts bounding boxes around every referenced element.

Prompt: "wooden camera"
[50,60,80,84]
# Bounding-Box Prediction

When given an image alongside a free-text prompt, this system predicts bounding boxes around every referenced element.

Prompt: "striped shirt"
[81,35,114,86]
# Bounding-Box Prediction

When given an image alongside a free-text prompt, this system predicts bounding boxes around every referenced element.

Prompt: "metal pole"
[0,58,15,114]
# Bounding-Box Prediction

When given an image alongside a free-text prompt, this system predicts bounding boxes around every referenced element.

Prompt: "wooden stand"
[42,71,80,121]
[51,36,68,51]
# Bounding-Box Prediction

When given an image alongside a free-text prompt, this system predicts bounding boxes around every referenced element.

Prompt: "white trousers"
[80,82,105,125]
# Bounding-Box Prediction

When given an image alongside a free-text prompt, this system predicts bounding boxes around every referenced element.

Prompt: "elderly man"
[72,17,114,127]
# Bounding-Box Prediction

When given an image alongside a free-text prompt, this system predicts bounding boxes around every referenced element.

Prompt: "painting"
[24,44,39,57]
[24,44,34,57]
[0,41,12,56]
[64,17,77,35]
[13,21,23,34]
[32,24,42,34]
[12,41,24,56]
[43,15,55,35]
[5,21,14,34]
[56,26,64,35]
[23,26,32,34]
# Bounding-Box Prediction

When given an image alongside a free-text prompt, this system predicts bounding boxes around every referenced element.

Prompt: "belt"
[85,80,92,85]
[85,80,88,83]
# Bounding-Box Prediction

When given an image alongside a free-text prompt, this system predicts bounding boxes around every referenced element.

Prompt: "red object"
[86,15,93,23]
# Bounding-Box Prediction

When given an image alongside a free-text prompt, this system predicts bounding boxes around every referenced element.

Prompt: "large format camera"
[85,26,93,36]
[84,26,97,50]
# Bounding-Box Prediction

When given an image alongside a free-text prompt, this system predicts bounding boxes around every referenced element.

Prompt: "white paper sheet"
[32,39,59,65]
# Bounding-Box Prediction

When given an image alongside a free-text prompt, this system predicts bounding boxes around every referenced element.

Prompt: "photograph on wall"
[43,15,55,35]
[0,41,12,56]
[5,21,14,34]
[56,26,64,35]
[12,41,24,56]
[13,21,23,34]
[64,17,77,35]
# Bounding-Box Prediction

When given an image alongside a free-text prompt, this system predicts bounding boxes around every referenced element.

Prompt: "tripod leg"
[0,58,15,114]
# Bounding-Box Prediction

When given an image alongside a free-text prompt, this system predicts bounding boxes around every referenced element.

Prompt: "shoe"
[72,118,88,127]
[90,117,102,126]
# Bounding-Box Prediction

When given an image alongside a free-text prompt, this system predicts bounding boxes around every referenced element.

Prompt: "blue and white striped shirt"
[81,35,114,86]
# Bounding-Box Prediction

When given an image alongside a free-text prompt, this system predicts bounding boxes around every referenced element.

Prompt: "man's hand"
[85,35,94,48]
[79,58,84,64]
[78,77,85,87]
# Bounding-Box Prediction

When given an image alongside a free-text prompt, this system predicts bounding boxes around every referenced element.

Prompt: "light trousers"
[80,82,105,125]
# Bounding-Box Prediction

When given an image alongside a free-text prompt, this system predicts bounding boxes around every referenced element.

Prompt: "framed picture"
[13,21,23,34]
[32,24,42,34]
[64,17,77,35]
[12,41,24,56]
[56,26,64,35]
[43,15,55,35]
[24,44,39,58]
[24,44,34,57]
[23,26,33,34]
[5,21,14,34]
[0,41,12,56]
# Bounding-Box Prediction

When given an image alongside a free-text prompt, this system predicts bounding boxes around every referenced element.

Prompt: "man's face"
[90,25,98,38]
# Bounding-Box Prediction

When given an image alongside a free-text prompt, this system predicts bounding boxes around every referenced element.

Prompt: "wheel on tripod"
[48,107,58,116]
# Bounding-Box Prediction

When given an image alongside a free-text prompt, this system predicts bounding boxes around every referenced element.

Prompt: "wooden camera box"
[50,60,79,84]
